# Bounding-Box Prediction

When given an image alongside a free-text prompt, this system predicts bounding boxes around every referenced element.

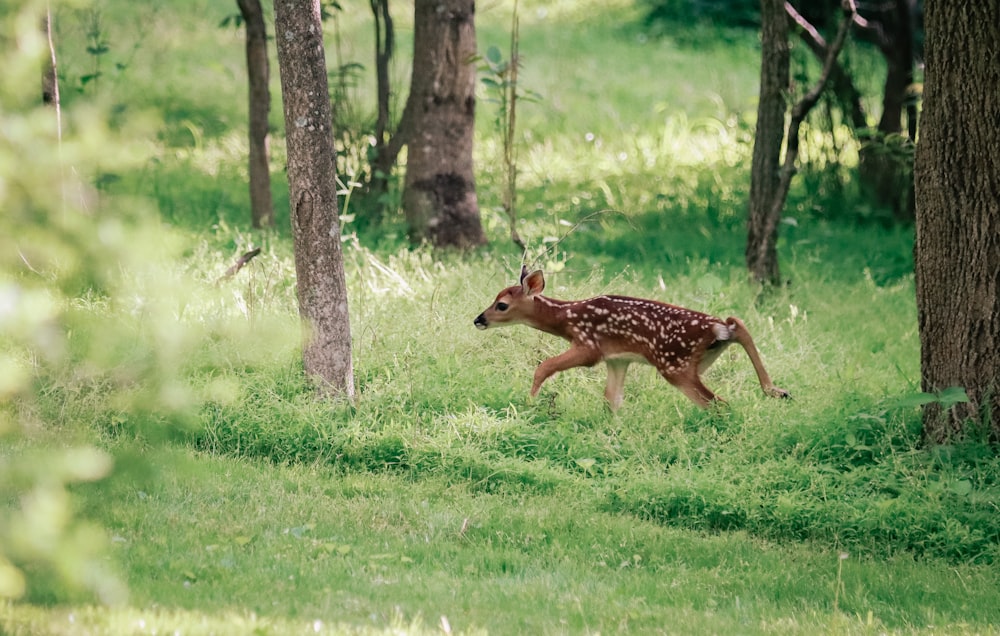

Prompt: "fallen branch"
[217,247,262,283]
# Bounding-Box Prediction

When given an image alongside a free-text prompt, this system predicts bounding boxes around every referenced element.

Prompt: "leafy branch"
[478,0,540,252]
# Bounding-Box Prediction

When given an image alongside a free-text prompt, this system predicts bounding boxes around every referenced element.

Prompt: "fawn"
[474,267,790,410]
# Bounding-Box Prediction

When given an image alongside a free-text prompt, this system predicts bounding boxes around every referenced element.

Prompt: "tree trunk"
[368,0,397,202]
[913,0,1000,443]
[857,0,916,221]
[274,0,354,397]
[42,7,59,111]
[237,0,275,229]
[785,2,867,133]
[746,0,789,285]
[400,0,486,248]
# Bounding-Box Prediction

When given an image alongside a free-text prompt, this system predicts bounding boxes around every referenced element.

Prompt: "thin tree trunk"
[368,0,396,201]
[42,7,59,108]
[913,0,1000,443]
[856,0,916,221]
[748,0,854,285]
[237,0,275,229]
[746,0,790,285]
[42,3,64,214]
[400,0,486,248]
[785,2,867,132]
[274,0,354,397]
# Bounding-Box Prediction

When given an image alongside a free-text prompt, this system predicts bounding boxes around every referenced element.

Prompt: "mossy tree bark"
[914,0,1000,443]
[274,0,354,397]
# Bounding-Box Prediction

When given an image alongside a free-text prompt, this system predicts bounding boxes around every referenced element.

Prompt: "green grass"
[6,448,998,634]
[3,0,1000,634]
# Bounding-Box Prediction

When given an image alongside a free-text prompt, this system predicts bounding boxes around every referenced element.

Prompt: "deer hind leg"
[698,324,735,376]
[724,317,790,399]
[663,367,720,408]
[530,345,603,397]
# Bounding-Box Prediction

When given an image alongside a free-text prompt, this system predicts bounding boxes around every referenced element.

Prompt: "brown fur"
[474,268,789,410]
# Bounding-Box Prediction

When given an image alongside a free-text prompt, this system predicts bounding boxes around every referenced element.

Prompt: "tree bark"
[855,0,917,221]
[400,0,486,248]
[237,0,275,229]
[748,0,853,285]
[785,2,867,132]
[368,0,397,201]
[42,6,59,111]
[273,0,355,397]
[746,0,790,285]
[913,0,1000,443]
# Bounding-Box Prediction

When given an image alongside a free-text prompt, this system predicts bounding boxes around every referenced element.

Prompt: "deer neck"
[528,295,578,339]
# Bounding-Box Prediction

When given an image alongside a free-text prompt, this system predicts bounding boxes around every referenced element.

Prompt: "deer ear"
[519,265,529,283]
[522,269,545,296]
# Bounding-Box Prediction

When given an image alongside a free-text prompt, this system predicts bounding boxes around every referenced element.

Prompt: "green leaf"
[218,14,243,28]
[936,386,970,408]
[486,45,503,65]
[891,391,939,409]
[891,386,969,410]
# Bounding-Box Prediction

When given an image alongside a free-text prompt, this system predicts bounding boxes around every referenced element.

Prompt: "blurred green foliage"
[640,0,761,29]
[0,0,202,604]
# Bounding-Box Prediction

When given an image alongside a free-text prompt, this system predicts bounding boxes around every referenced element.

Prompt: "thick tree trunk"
[400,0,486,248]
[746,0,789,285]
[274,0,354,397]
[914,0,1000,443]
[237,0,275,229]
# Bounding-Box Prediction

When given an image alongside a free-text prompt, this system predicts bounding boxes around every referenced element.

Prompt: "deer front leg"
[604,360,630,411]
[530,345,603,397]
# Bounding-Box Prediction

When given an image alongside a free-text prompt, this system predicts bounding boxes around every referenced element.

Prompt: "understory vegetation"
[3,0,998,634]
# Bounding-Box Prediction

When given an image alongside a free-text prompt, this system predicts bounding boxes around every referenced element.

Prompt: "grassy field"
[3,0,1000,634]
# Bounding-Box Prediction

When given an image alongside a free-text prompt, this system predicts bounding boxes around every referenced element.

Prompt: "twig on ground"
[217,247,262,283]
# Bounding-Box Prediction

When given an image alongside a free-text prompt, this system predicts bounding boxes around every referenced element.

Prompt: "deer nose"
[474,313,488,330]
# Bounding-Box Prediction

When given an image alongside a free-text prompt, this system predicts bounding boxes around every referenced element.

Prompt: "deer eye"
[495,302,509,312]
